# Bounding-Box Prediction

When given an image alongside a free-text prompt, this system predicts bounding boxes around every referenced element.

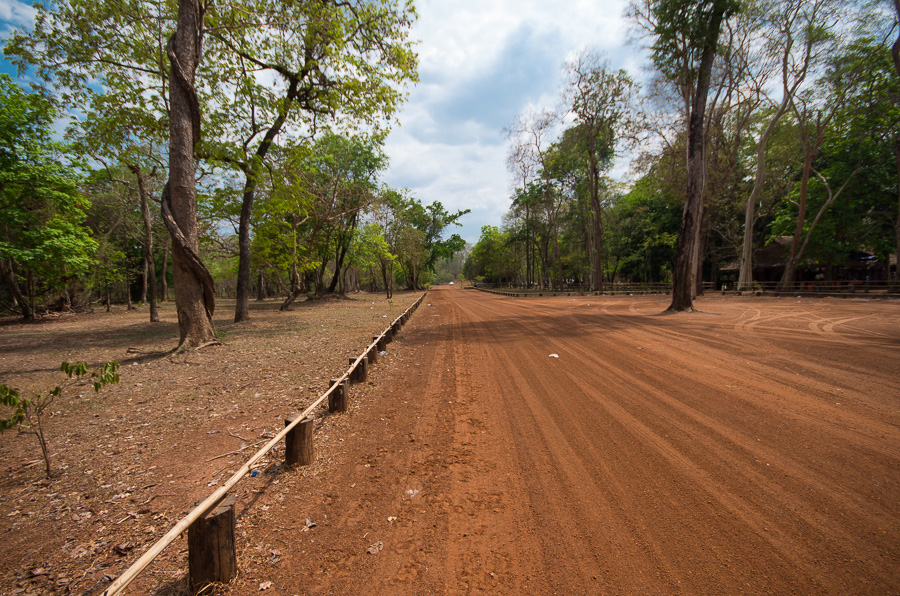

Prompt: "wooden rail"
[101,292,426,596]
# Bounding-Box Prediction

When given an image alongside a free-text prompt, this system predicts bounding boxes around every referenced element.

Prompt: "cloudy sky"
[0,0,646,244]
[383,0,644,243]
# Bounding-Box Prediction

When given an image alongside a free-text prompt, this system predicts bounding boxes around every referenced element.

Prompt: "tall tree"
[507,109,565,288]
[162,0,217,349]
[202,0,419,322]
[563,51,639,291]
[778,25,892,289]
[643,0,738,311]
[890,0,900,285]
[737,0,840,289]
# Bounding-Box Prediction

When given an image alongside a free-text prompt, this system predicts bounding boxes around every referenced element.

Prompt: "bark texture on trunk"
[162,0,216,349]
[280,263,306,311]
[131,165,160,322]
[161,235,170,302]
[894,140,900,287]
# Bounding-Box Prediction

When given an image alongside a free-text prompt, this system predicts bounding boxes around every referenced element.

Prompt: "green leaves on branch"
[1,361,120,478]
[61,360,121,393]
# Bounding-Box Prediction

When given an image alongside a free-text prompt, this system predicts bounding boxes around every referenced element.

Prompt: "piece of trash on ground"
[405,489,420,498]
[367,541,384,554]
[549,353,559,358]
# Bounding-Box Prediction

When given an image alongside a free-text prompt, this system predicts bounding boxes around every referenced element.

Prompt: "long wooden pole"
[102,293,424,595]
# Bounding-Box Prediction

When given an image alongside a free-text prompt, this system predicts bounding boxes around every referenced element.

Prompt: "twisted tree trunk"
[162,0,217,349]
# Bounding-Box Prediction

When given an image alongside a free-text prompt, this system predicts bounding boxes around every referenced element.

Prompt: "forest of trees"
[0,0,470,347]
[465,0,900,311]
[1,0,898,337]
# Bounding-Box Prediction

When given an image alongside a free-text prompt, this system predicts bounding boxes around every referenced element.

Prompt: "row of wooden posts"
[103,294,425,596]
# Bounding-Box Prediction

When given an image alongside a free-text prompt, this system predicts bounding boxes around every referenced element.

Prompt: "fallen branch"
[227,428,249,442]
[204,439,266,463]
[140,493,176,506]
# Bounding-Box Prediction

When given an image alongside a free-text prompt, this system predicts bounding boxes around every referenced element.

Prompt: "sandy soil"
[1,289,898,595]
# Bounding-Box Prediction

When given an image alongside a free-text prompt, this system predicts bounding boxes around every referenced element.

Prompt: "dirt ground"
[1,289,898,595]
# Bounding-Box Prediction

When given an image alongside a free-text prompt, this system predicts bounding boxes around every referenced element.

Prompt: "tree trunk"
[141,259,147,304]
[328,241,348,294]
[234,180,255,320]
[894,139,900,287]
[781,161,860,290]
[162,0,216,349]
[779,128,815,291]
[587,136,605,292]
[381,262,393,299]
[668,4,727,312]
[738,95,797,289]
[257,270,265,301]
[0,259,32,320]
[161,235,170,302]
[124,251,132,310]
[280,262,305,310]
[525,204,532,287]
[694,227,706,298]
[132,165,160,322]
[234,81,301,322]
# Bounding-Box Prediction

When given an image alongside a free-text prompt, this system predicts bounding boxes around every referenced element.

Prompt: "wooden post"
[329,379,348,413]
[368,346,378,365]
[384,328,393,343]
[284,415,314,467]
[359,356,369,382]
[373,336,385,351]
[348,357,368,384]
[188,495,237,592]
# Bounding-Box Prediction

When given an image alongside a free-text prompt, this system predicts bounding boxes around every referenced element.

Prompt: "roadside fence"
[101,292,426,595]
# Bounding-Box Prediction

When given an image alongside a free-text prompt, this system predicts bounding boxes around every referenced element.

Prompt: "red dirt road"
[230,289,900,596]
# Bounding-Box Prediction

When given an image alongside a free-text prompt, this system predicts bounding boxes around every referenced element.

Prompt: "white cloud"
[0,0,35,28]
[384,0,640,244]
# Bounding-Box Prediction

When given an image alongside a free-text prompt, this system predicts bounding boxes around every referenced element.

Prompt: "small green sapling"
[0,360,120,478]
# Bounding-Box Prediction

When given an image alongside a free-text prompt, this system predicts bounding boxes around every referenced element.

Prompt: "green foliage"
[1,360,119,477]
[648,0,741,87]
[0,385,25,432]
[0,75,98,316]
[253,132,389,296]
[608,178,681,282]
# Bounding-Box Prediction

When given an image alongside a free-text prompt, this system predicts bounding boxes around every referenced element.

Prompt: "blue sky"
[0,0,644,244]
[0,0,33,77]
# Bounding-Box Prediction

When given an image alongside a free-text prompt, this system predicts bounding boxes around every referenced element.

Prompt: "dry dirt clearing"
[1,289,899,595]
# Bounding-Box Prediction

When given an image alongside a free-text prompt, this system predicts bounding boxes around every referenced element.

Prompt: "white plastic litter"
[549,354,559,358]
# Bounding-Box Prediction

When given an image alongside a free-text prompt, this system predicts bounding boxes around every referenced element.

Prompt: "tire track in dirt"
[228,290,899,595]
[438,289,900,595]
